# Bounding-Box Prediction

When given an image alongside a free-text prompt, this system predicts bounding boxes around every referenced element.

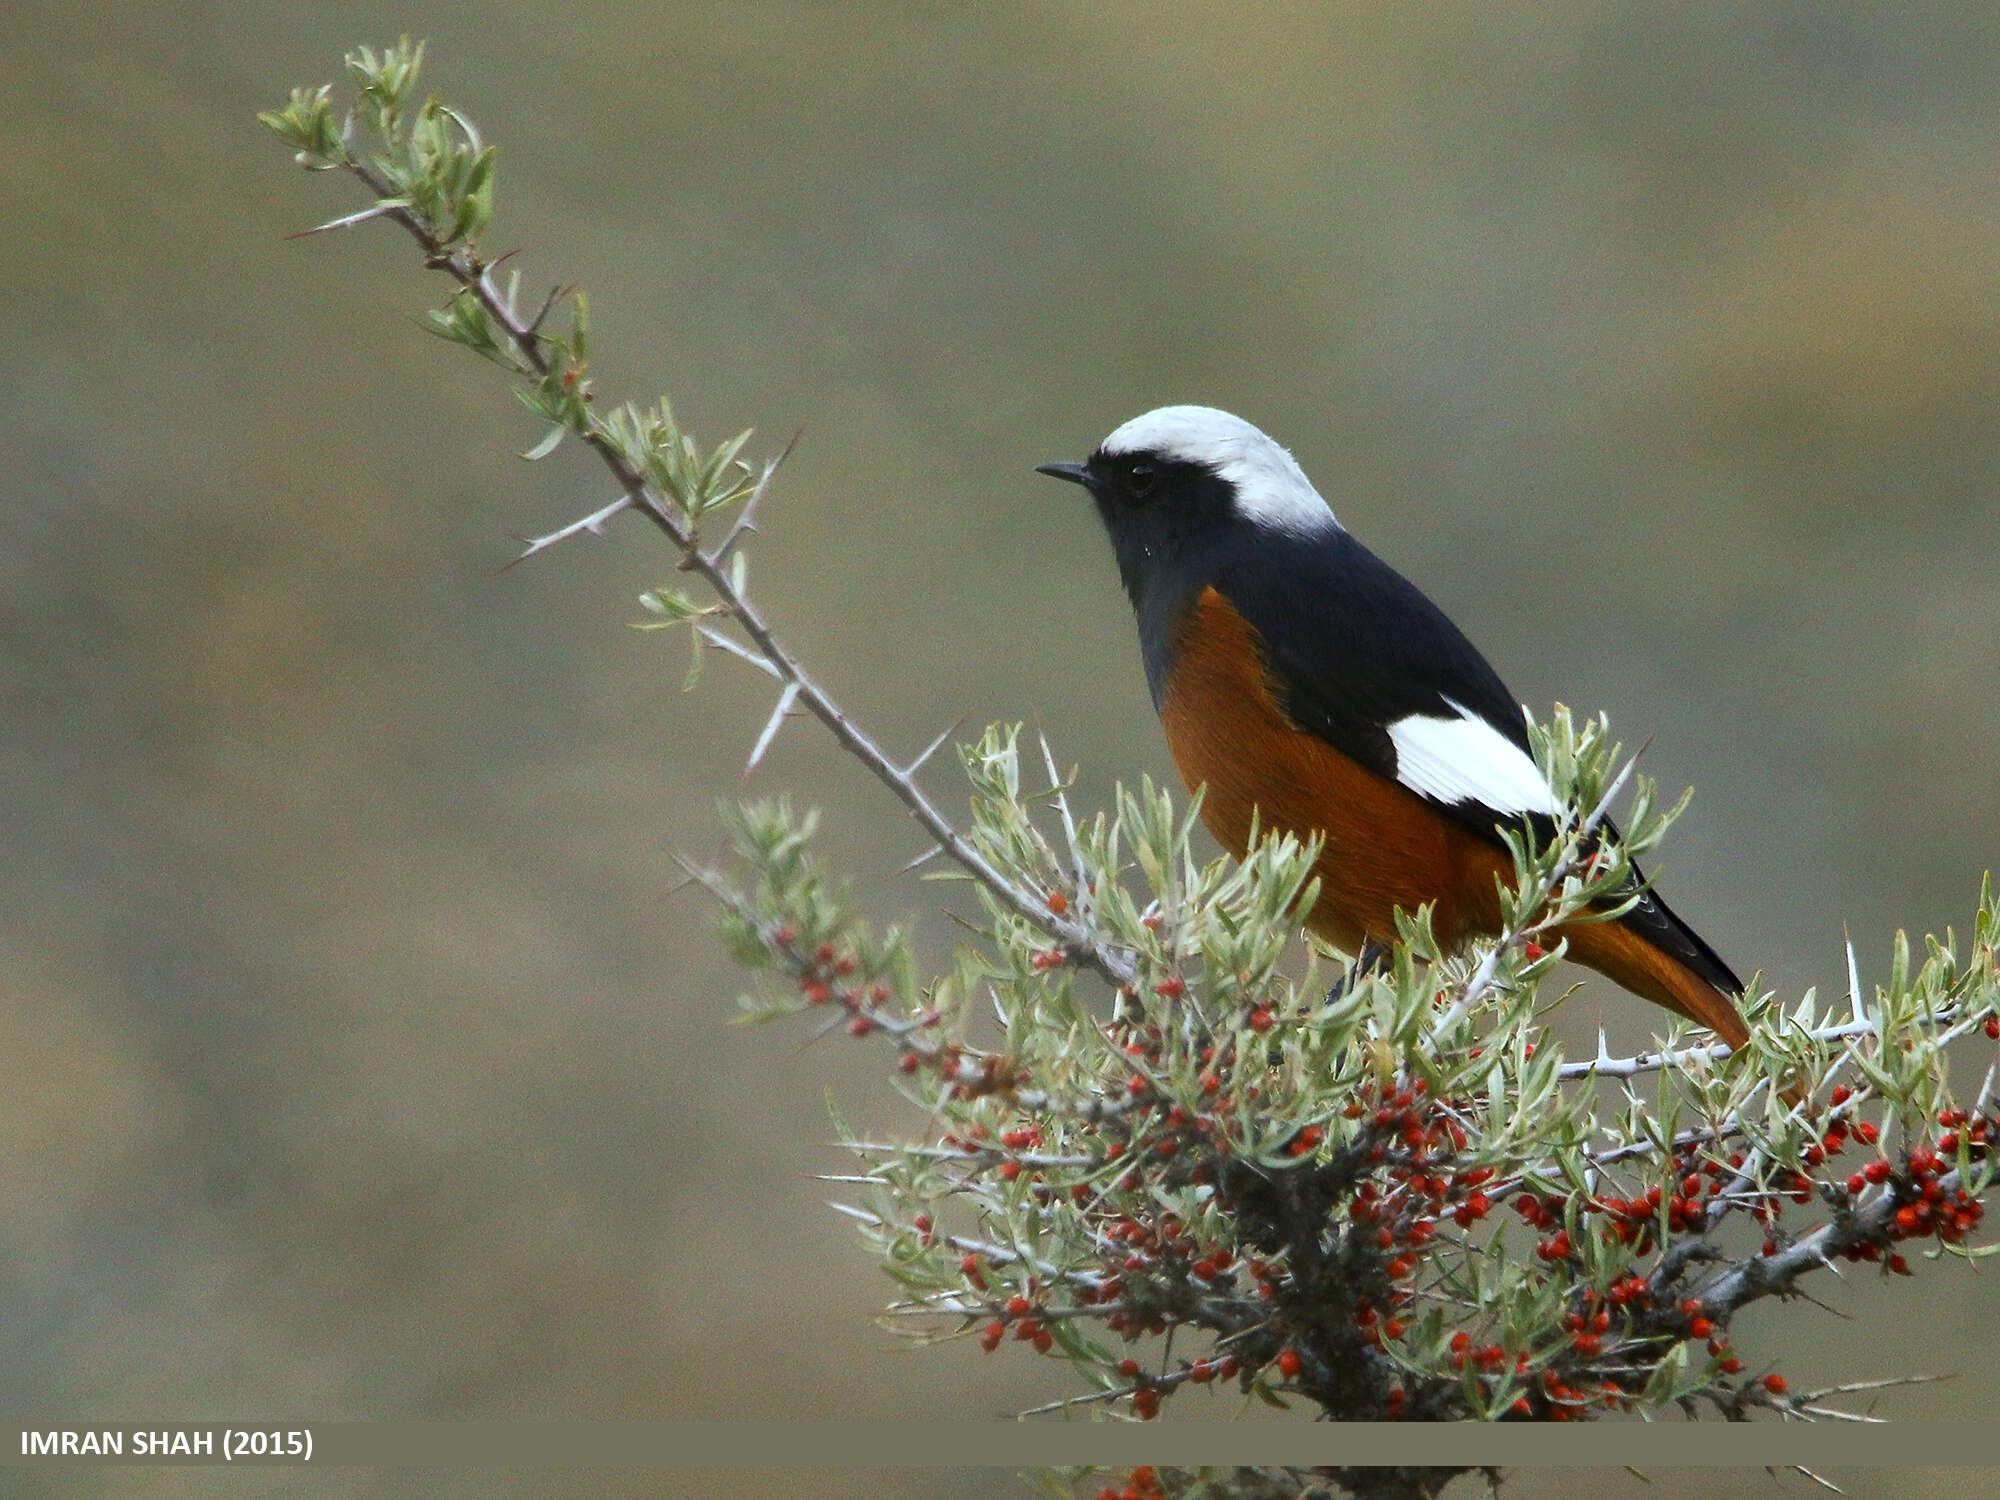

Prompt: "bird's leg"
[1325,940,1391,1005]
[1271,943,1395,1068]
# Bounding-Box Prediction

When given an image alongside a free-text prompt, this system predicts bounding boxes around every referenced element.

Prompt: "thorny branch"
[307,157,1139,992]
[1559,1002,1976,1086]
[266,50,2000,1477]
[1428,750,1641,1039]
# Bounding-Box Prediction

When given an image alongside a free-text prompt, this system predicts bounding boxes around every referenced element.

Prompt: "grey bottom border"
[4,1422,1995,1468]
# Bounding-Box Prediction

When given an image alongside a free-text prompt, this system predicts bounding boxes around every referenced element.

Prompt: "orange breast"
[1156,586,1511,953]
[1154,587,1752,1045]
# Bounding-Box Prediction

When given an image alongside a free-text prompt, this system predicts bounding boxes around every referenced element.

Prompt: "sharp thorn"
[692,627,781,678]
[285,200,402,239]
[526,282,572,337]
[1844,925,1867,1027]
[745,681,801,775]
[497,494,631,572]
[706,428,801,568]
[902,714,968,778]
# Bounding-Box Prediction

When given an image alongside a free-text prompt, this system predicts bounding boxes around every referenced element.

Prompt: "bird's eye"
[1124,461,1157,500]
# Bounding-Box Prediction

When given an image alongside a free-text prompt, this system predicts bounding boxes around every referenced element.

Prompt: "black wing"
[1210,530,1742,996]
[1212,527,1540,842]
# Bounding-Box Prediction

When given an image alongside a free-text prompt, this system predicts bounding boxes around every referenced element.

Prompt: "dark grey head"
[1037,405,1340,608]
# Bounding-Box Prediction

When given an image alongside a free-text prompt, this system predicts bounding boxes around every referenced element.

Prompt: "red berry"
[1132,1388,1159,1419]
[1277,1348,1303,1377]
[1046,890,1068,916]
[1763,1374,1787,1395]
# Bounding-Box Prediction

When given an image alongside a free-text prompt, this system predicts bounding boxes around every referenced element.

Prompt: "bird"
[1037,404,1752,1051]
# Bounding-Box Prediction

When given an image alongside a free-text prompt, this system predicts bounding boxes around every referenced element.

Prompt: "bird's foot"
[1324,940,1391,1006]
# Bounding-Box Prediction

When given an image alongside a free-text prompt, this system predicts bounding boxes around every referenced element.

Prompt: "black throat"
[1090,489,1246,709]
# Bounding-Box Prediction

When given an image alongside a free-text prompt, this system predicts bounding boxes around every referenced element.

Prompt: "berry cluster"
[735,839,2000,1428]
[767,922,1052,1099]
[966,1043,1999,1422]
[1838,1104,1989,1260]
[1092,1468,1164,1500]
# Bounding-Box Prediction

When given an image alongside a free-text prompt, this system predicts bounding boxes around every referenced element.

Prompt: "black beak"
[1035,460,1090,487]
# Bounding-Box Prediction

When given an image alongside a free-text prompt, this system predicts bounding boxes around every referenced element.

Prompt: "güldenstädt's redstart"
[1038,405,1750,1050]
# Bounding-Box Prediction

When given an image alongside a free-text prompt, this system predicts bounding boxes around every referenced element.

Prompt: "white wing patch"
[1385,700,1557,818]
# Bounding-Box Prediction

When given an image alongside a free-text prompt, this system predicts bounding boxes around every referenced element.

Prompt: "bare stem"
[1558,1002,1974,1084]
[333,158,1137,990]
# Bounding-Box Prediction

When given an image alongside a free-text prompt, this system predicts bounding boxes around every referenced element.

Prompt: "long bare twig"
[1557,1003,1973,1084]
[325,155,1138,990]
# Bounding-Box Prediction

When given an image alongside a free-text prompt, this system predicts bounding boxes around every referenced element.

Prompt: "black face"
[1037,444,1251,707]
[1038,448,1238,610]
[1090,451,1167,506]
[1082,449,1229,515]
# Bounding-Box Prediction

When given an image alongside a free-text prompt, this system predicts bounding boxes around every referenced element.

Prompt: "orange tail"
[1561,916,1752,1051]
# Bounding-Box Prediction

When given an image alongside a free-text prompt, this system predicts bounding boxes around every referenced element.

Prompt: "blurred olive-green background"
[5,2,1998,1496]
